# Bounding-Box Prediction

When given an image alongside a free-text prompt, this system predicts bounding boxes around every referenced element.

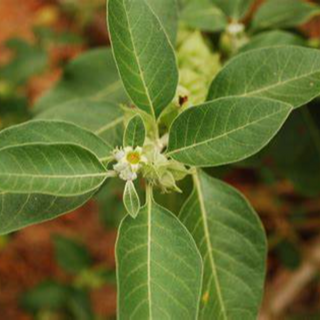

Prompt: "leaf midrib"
[0,173,107,179]
[193,171,227,320]
[168,107,288,156]
[235,69,320,99]
[122,0,156,119]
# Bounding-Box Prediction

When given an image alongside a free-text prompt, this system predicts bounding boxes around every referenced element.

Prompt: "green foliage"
[180,170,267,319]
[21,281,71,312]
[208,46,320,110]
[116,194,203,319]
[252,0,320,30]
[0,39,47,87]
[33,48,128,113]
[0,144,107,196]
[168,97,292,167]
[36,99,125,148]
[53,235,92,274]
[123,180,140,218]
[107,0,178,118]
[21,281,95,320]
[212,0,254,20]
[124,115,146,148]
[2,1,320,318]
[239,30,305,54]
[146,0,178,44]
[180,0,227,32]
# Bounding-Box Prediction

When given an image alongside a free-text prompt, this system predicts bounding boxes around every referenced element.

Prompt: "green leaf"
[107,0,179,118]
[167,97,292,167]
[33,48,128,113]
[180,0,227,32]
[0,39,47,86]
[0,191,94,235]
[0,144,107,196]
[252,0,320,30]
[36,99,124,149]
[67,288,95,320]
[116,194,203,319]
[0,120,108,235]
[21,281,71,312]
[208,46,320,109]
[180,170,267,319]
[53,235,92,274]
[239,30,305,54]
[146,0,178,45]
[0,120,112,160]
[124,115,146,147]
[123,181,140,218]
[212,0,254,20]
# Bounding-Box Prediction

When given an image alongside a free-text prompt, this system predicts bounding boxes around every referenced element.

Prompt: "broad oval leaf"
[0,120,109,235]
[167,97,292,167]
[33,48,128,113]
[108,0,179,118]
[212,0,254,20]
[0,191,94,235]
[180,0,227,32]
[0,144,107,196]
[239,30,305,54]
[123,181,140,218]
[36,99,124,149]
[0,120,111,160]
[124,115,146,147]
[208,46,320,109]
[252,0,320,30]
[146,0,178,45]
[117,198,202,319]
[179,170,267,319]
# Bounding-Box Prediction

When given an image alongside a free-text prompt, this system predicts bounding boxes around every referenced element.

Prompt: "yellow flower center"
[126,151,141,165]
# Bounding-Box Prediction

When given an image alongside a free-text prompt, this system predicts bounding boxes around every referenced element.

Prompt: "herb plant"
[1,0,320,319]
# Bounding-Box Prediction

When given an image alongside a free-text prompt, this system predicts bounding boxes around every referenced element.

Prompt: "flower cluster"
[113,147,147,181]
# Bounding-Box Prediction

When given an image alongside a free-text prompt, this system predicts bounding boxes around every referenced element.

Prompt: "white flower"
[113,147,146,181]
[227,22,245,36]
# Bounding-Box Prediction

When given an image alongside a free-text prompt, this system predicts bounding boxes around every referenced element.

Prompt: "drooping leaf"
[252,0,320,30]
[107,0,179,118]
[124,115,146,147]
[0,144,107,196]
[36,99,124,149]
[180,0,227,32]
[146,0,178,44]
[53,235,92,274]
[239,30,305,54]
[0,120,109,235]
[212,0,254,20]
[208,46,320,109]
[33,48,128,113]
[0,120,112,160]
[116,196,202,319]
[123,181,140,218]
[179,170,267,319]
[167,97,292,167]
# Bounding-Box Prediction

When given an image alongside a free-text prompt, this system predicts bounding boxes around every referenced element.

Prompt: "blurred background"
[0,0,320,319]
